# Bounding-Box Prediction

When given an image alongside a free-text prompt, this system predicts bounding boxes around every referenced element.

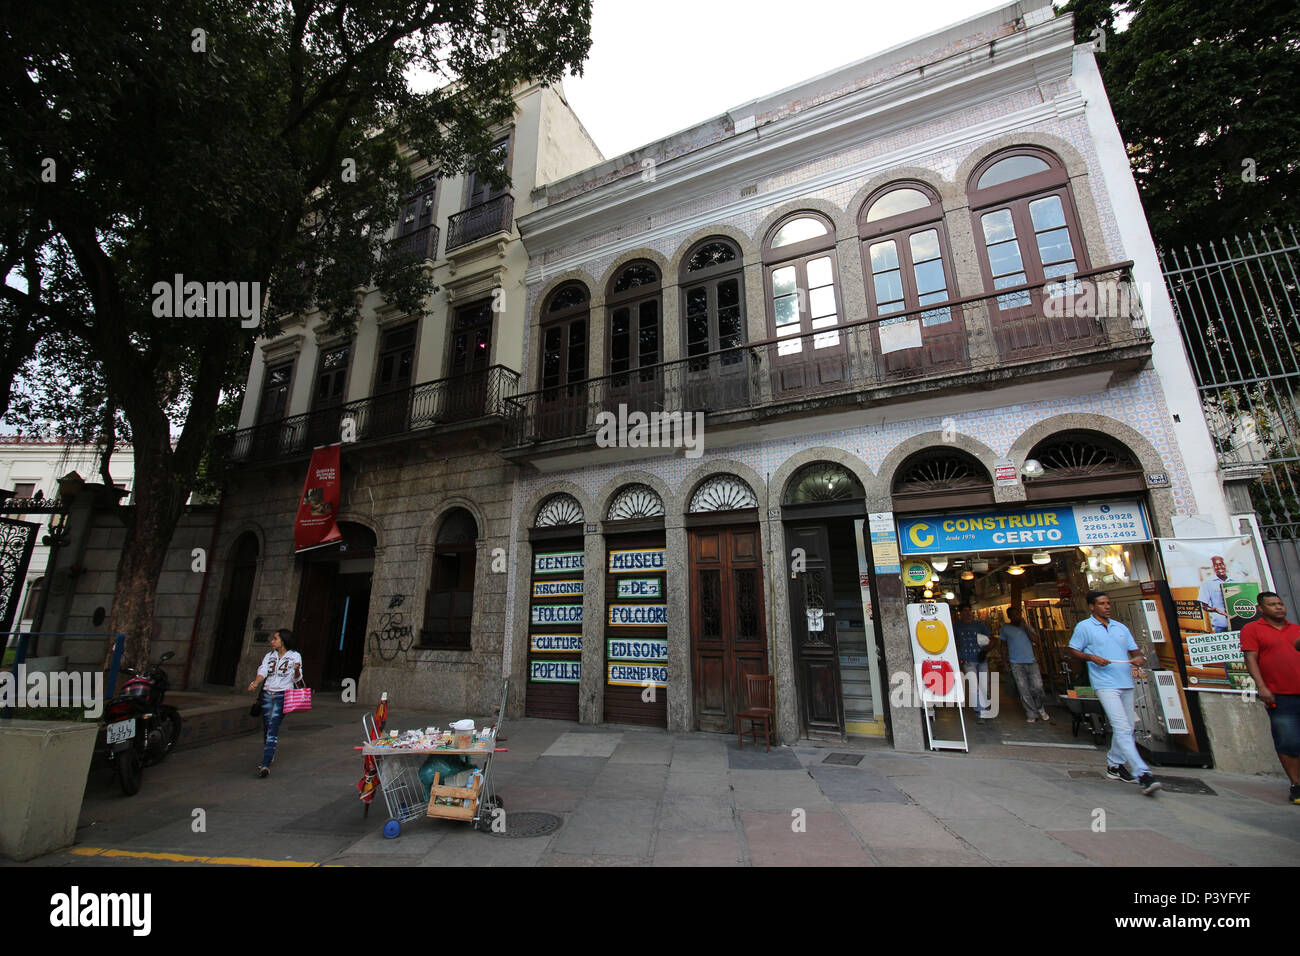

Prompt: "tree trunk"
[105,436,188,672]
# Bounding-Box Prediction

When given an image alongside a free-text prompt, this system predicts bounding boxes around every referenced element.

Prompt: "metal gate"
[0,517,40,633]
[1161,224,1300,603]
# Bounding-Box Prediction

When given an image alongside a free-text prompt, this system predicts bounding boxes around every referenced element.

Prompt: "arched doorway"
[687,474,766,733]
[208,532,259,685]
[292,521,375,691]
[781,461,882,738]
[526,494,585,719]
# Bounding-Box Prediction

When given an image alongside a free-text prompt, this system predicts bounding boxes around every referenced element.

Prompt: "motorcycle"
[101,650,183,796]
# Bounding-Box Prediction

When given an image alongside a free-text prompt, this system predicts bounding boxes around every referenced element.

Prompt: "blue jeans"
[261,690,285,768]
[1096,687,1149,777]
[960,661,991,714]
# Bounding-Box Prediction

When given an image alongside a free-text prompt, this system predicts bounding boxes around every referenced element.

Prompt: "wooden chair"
[736,674,775,751]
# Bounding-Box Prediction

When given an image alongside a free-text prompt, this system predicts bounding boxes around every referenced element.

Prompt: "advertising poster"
[294,443,343,552]
[905,602,963,705]
[1155,537,1264,691]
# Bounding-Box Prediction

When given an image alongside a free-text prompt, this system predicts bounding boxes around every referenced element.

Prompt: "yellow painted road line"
[68,847,320,867]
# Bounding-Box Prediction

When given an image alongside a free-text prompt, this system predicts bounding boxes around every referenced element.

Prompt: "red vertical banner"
[294,444,343,552]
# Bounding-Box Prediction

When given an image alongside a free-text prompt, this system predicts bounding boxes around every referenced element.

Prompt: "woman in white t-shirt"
[247,629,303,778]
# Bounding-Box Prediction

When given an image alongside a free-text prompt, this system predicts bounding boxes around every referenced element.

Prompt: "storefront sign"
[868,512,900,575]
[533,579,583,598]
[898,501,1150,554]
[1185,631,1245,667]
[294,444,343,552]
[530,660,580,683]
[902,560,931,587]
[530,633,582,653]
[531,604,583,625]
[534,551,584,575]
[607,663,667,687]
[906,602,962,705]
[607,604,668,626]
[616,578,661,599]
[993,459,1019,487]
[607,548,666,573]
[607,638,668,662]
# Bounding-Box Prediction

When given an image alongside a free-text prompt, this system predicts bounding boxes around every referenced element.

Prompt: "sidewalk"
[22,698,1300,867]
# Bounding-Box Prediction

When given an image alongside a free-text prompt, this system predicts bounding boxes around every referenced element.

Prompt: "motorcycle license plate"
[106,719,136,745]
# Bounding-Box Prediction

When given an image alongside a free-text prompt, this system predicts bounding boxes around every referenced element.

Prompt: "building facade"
[504,1,1240,755]
[195,81,603,710]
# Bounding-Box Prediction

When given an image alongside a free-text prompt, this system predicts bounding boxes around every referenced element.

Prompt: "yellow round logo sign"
[902,560,931,587]
[916,619,949,655]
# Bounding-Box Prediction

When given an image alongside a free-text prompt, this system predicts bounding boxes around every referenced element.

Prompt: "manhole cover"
[823,752,864,766]
[478,810,563,838]
[1154,776,1216,795]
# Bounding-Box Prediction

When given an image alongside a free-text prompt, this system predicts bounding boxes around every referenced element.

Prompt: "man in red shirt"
[1240,591,1300,804]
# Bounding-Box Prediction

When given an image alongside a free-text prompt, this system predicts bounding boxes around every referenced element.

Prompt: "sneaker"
[978,712,995,720]
[1289,784,1300,805]
[1039,708,1051,722]
[1138,772,1162,796]
[1105,764,1135,783]
[257,767,269,778]
[1026,716,1037,723]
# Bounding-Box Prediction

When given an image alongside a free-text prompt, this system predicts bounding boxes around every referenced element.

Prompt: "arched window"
[967,147,1089,314]
[606,261,662,407]
[689,474,759,513]
[537,283,590,438]
[762,213,845,396]
[891,448,994,512]
[1023,430,1146,499]
[783,462,866,505]
[680,238,748,410]
[535,493,584,528]
[607,483,666,521]
[422,508,477,649]
[859,183,955,327]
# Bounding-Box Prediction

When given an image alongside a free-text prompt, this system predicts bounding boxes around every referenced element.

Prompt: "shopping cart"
[360,679,509,836]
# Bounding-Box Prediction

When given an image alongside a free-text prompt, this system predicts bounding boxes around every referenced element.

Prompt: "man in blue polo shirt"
[1068,590,1161,795]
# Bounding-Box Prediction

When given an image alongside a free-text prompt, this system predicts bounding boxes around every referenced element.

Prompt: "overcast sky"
[563,0,1011,159]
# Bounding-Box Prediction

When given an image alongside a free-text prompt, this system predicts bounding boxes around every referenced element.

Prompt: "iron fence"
[446,194,514,252]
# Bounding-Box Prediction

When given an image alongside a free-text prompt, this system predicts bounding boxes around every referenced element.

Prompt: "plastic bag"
[417,755,472,800]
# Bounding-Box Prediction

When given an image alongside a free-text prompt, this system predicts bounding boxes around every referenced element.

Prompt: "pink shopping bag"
[284,687,313,713]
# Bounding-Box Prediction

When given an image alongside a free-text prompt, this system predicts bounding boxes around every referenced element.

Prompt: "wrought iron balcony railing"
[217,365,520,466]
[504,264,1149,448]
[391,223,439,262]
[445,194,514,252]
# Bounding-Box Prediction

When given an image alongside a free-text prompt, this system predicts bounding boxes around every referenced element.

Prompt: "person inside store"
[954,604,994,719]
[1000,605,1051,723]
[1239,591,1300,805]
[1067,591,1162,795]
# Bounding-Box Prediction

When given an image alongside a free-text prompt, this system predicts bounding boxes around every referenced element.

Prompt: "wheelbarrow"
[1058,694,1110,746]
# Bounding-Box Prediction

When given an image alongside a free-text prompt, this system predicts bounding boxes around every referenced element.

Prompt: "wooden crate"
[425,771,482,821]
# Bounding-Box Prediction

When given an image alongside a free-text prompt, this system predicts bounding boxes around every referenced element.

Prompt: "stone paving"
[17,698,1300,867]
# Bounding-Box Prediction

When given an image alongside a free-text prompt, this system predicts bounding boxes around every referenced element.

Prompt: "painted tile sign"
[607,638,668,662]
[534,551,584,575]
[530,634,582,653]
[898,501,1150,554]
[607,604,668,626]
[617,578,661,599]
[531,660,580,683]
[608,548,666,572]
[533,579,583,598]
[531,604,583,625]
[607,664,668,687]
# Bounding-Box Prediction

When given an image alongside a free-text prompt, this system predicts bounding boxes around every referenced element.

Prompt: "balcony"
[445,194,514,253]
[391,223,439,262]
[504,264,1151,457]
[216,365,520,466]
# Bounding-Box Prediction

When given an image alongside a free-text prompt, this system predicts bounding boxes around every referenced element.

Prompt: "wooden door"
[208,559,256,685]
[444,301,493,421]
[785,523,844,735]
[689,526,767,733]
[291,561,337,690]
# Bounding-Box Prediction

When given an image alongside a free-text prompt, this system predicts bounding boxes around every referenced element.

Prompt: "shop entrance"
[525,538,584,720]
[689,525,767,733]
[291,522,374,691]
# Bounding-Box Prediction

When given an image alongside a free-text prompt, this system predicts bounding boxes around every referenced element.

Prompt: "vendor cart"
[360,682,508,836]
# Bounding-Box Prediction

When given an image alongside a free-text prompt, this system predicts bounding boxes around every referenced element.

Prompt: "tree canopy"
[0,0,593,665]
[1063,0,1300,251]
